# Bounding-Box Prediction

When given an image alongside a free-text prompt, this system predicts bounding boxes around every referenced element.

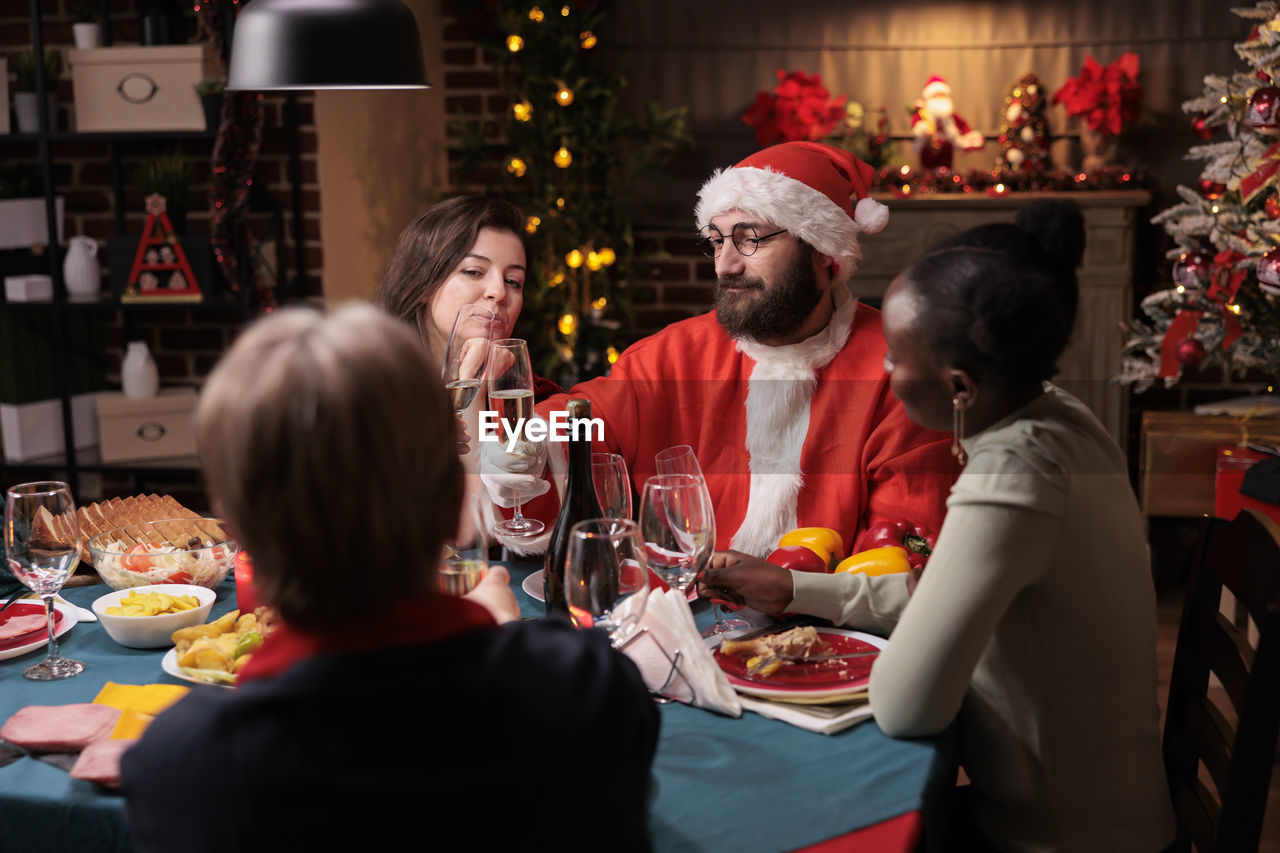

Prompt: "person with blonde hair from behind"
[120,303,658,852]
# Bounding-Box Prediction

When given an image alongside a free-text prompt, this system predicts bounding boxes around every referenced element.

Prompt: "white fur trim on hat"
[922,76,951,99]
[696,166,863,285]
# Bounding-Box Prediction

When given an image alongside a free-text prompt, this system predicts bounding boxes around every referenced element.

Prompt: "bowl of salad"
[87,518,239,590]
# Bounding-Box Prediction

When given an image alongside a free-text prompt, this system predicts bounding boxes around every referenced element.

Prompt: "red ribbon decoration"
[1240,141,1280,204]
[1207,248,1248,303]
[1158,309,1203,377]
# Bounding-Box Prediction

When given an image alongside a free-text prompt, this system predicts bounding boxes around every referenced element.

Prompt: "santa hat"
[922,75,951,99]
[694,141,889,285]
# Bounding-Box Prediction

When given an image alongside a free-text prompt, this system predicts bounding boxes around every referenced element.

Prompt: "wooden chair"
[1163,509,1280,852]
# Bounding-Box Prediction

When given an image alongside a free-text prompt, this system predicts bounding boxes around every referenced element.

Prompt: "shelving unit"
[1,0,304,497]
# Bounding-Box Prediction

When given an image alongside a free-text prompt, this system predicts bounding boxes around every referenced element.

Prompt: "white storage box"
[96,387,197,463]
[0,393,98,463]
[0,197,65,250]
[4,274,53,302]
[69,45,216,132]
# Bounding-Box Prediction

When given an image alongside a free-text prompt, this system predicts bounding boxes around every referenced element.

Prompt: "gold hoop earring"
[951,396,967,466]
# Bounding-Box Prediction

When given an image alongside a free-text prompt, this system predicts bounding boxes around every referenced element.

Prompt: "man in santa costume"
[484,141,953,558]
[912,76,985,172]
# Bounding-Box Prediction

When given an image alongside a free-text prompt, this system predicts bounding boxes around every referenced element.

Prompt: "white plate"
[161,647,234,689]
[521,568,697,603]
[0,599,80,662]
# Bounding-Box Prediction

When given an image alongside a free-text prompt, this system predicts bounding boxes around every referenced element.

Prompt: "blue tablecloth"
[0,569,955,853]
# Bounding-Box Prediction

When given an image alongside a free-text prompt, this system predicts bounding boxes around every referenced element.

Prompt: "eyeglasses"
[696,224,789,259]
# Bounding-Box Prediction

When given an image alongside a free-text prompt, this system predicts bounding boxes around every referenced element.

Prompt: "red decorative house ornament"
[123,194,202,303]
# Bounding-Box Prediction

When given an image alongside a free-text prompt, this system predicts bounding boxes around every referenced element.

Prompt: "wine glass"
[564,518,650,646]
[487,338,546,537]
[439,489,490,596]
[639,473,714,595]
[653,446,748,635]
[441,305,495,415]
[4,481,85,680]
[592,452,632,520]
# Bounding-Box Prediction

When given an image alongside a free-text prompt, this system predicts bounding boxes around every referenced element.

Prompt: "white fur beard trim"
[729,297,858,556]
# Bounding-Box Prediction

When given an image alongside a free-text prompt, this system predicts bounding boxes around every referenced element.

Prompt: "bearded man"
[483,142,954,557]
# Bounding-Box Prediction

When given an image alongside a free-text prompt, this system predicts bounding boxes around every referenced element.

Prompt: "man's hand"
[478,426,551,508]
[697,550,795,614]
[463,565,520,624]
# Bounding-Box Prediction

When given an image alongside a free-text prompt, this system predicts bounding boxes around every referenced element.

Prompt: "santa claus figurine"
[911,76,985,172]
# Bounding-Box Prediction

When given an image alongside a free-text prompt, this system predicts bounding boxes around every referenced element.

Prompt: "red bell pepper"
[766,545,829,574]
[854,519,936,570]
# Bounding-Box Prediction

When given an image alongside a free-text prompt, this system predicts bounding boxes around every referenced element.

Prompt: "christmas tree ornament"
[1173,250,1213,295]
[553,145,572,167]
[528,6,544,22]
[506,157,527,177]
[1198,178,1227,200]
[506,34,523,52]
[1245,85,1280,134]
[512,100,533,121]
[1267,193,1280,219]
[555,84,574,106]
[1191,113,1217,140]
[1257,245,1280,295]
[1175,337,1206,368]
[566,249,583,268]
[579,30,597,49]
[525,215,540,233]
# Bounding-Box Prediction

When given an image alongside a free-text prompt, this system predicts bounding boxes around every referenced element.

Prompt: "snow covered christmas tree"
[1118,2,1280,390]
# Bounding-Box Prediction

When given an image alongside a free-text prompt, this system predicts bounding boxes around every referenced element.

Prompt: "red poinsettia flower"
[1052,52,1143,135]
[742,69,846,146]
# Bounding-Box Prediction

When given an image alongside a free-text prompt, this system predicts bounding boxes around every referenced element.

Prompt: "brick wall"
[2,0,323,391]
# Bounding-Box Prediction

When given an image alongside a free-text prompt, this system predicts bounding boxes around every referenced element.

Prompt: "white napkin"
[622,589,742,717]
[736,695,873,735]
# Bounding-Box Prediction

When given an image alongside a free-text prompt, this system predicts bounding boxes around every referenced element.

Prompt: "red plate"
[0,602,64,652]
[711,628,887,703]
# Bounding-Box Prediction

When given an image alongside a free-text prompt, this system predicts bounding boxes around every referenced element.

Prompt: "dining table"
[0,565,957,853]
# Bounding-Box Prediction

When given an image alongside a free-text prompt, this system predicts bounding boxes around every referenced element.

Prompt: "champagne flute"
[4,481,85,680]
[441,305,495,414]
[592,452,632,520]
[653,446,748,635]
[564,518,650,647]
[439,489,490,595]
[488,338,546,537]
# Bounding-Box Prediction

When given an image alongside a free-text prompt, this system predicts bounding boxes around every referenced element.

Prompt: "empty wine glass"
[565,518,650,646]
[487,338,546,537]
[441,305,496,415]
[654,444,701,478]
[592,452,632,520]
[439,490,490,596]
[639,473,714,594]
[4,481,85,680]
[653,446,747,635]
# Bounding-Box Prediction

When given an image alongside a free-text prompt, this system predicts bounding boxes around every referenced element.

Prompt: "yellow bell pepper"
[778,527,846,566]
[834,545,910,577]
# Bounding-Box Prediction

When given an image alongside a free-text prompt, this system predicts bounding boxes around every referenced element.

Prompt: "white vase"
[72,22,101,49]
[122,341,159,399]
[13,92,56,133]
[63,235,100,300]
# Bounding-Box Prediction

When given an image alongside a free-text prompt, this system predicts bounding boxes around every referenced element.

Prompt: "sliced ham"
[0,704,121,753]
[69,738,138,786]
[0,611,48,641]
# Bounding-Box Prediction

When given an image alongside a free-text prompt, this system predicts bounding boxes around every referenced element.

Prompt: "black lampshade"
[227,0,430,91]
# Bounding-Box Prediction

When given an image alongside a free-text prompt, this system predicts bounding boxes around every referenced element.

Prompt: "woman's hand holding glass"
[565,518,650,646]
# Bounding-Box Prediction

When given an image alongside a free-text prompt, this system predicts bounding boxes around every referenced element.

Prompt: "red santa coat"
[535,296,954,557]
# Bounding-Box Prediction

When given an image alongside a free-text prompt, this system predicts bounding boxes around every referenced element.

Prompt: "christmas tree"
[1118,1,1280,390]
[451,1,690,386]
[996,73,1051,172]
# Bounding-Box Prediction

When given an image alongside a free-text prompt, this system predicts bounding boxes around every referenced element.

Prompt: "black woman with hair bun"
[701,200,1177,852]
